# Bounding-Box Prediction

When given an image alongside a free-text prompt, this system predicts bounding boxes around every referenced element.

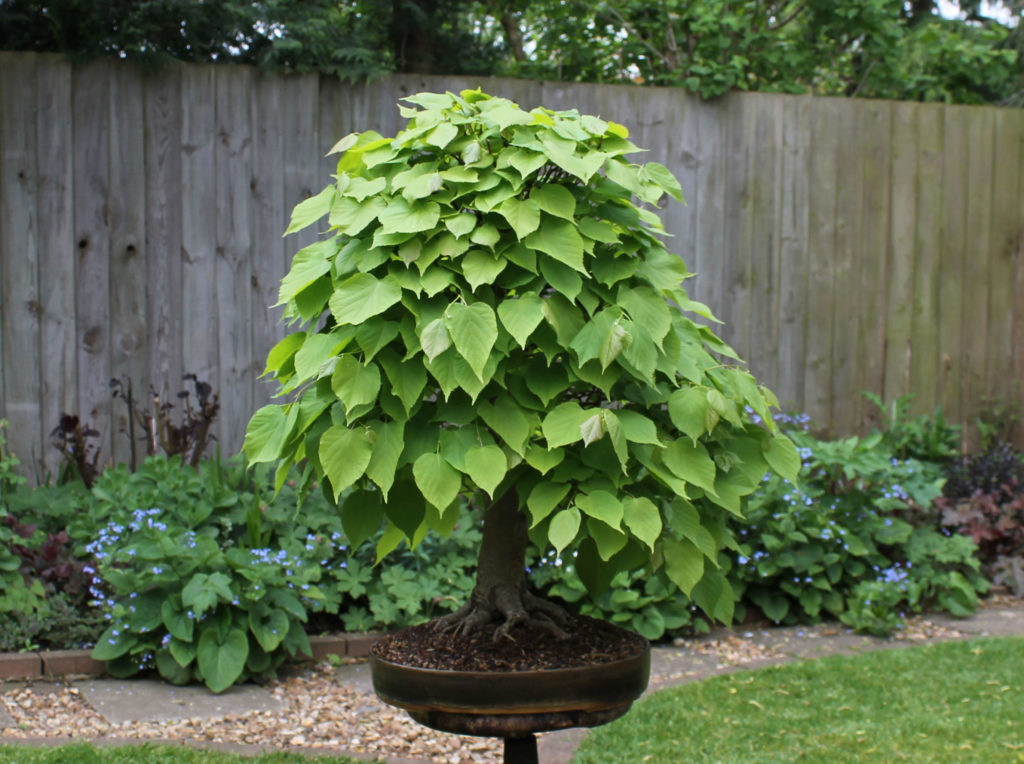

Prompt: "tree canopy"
[3,1,1020,103]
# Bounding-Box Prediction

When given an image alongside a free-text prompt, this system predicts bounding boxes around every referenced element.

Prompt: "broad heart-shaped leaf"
[618,285,671,346]
[263,332,305,376]
[243,405,289,464]
[161,601,194,642]
[464,444,507,497]
[412,452,462,512]
[587,517,627,561]
[529,184,577,221]
[377,197,441,234]
[525,218,585,273]
[538,255,583,302]
[277,238,337,305]
[320,424,373,500]
[497,197,541,239]
[527,480,572,527]
[249,605,290,652]
[762,433,801,484]
[331,356,381,413]
[478,394,535,455]
[419,318,452,363]
[542,401,591,449]
[378,349,427,415]
[329,273,402,326]
[662,536,704,596]
[524,444,565,475]
[197,627,249,694]
[285,185,333,235]
[364,420,405,499]
[661,438,718,495]
[549,507,581,554]
[461,249,507,291]
[570,310,617,368]
[497,294,545,348]
[615,409,662,445]
[692,569,735,625]
[445,211,476,238]
[444,302,498,380]
[575,490,623,530]
[640,161,685,202]
[340,487,385,547]
[622,497,662,551]
[668,386,713,442]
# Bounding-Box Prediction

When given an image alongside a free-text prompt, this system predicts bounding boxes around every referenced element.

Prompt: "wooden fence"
[1,52,1022,475]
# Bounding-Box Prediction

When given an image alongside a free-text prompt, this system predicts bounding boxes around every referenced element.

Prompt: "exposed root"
[432,590,572,642]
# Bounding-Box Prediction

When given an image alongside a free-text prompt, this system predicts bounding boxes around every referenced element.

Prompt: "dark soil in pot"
[371,613,646,671]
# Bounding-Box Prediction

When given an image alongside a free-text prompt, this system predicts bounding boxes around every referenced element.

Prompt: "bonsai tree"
[243,90,799,640]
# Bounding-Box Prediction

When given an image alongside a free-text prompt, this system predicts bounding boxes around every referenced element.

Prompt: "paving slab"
[77,679,285,725]
[333,660,375,693]
[931,607,1024,638]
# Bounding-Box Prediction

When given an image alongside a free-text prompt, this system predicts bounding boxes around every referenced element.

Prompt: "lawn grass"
[0,742,375,763]
[574,636,1024,763]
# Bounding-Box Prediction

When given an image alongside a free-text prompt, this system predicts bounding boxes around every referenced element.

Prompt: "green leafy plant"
[0,421,48,619]
[863,393,960,463]
[243,90,799,639]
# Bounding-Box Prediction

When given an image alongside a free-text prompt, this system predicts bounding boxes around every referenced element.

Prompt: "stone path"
[0,604,1022,764]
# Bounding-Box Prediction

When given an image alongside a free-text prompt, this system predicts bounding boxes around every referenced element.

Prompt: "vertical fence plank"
[804,98,840,431]
[988,108,1021,433]
[281,73,322,297]
[108,65,149,467]
[144,63,184,418]
[0,53,42,469]
[1015,117,1024,447]
[667,90,699,275]
[856,100,893,430]
[937,106,969,433]
[213,66,254,454]
[908,103,944,420]
[72,60,114,466]
[720,93,753,361]
[830,99,865,435]
[775,95,811,412]
[690,98,727,313]
[883,103,918,405]
[251,73,288,411]
[179,63,219,442]
[35,57,76,477]
[961,107,995,438]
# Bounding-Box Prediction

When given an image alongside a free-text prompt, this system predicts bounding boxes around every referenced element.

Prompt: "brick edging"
[0,631,388,681]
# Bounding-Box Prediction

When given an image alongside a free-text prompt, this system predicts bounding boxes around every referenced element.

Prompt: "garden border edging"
[0,632,388,681]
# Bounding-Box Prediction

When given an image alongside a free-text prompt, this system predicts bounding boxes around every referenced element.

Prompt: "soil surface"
[372,613,647,672]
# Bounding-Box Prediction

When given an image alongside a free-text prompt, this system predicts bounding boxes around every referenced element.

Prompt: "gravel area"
[0,663,503,764]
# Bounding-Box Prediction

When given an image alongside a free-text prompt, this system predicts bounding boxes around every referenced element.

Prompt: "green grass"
[0,743,374,763]
[574,636,1024,763]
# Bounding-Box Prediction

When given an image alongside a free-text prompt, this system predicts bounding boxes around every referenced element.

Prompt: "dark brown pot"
[370,639,650,737]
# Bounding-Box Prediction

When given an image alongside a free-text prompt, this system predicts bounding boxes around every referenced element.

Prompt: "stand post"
[504,735,538,764]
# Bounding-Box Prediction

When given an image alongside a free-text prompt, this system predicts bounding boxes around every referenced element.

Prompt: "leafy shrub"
[942,442,1024,501]
[0,422,48,619]
[0,591,107,652]
[863,393,960,463]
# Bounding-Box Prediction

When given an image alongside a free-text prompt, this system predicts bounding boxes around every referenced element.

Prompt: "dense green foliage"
[243,90,800,625]
[2,0,1021,103]
[574,636,1024,763]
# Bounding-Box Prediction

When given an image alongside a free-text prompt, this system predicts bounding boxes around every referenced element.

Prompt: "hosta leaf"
[497,197,541,240]
[622,496,662,551]
[331,356,381,413]
[412,453,462,512]
[549,507,581,554]
[320,424,373,499]
[419,318,452,362]
[575,490,623,530]
[464,444,507,497]
[525,218,585,273]
[497,294,545,348]
[329,273,402,326]
[444,302,498,380]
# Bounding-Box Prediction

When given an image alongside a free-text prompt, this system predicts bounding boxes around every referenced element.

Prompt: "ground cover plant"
[242,88,801,645]
[573,635,1024,764]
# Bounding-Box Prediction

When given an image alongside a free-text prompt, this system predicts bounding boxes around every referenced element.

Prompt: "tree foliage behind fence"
[1,52,1021,476]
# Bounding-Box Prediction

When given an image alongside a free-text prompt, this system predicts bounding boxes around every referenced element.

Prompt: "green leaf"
[527,481,571,527]
[497,197,542,240]
[426,122,459,148]
[378,350,427,415]
[263,332,305,376]
[293,332,349,382]
[277,238,338,305]
[328,196,384,236]
[320,424,373,499]
[331,356,381,413]
[763,434,801,484]
[599,319,631,371]
[526,218,585,273]
[243,405,289,464]
[464,444,508,497]
[524,444,565,475]
[470,223,501,248]
[497,294,545,348]
[530,184,576,221]
[662,439,718,495]
[419,318,452,363]
[197,627,249,694]
[249,606,290,652]
[444,302,498,380]
[575,490,623,530]
[692,570,734,625]
[341,488,385,547]
[601,410,629,471]
[616,410,661,445]
[669,387,713,441]
[580,412,606,446]
[364,420,405,499]
[285,185,333,235]
[622,497,662,551]
[378,197,441,234]
[461,249,507,291]
[549,507,581,554]
[640,161,684,202]
[587,517,627,561]
[355,318,401,361]
[478,394,535,455]
[329,273,403,326]
[542,402,590,448]
[445,212,476,238]
[538,256,583,302]
[412,453,461,513]
[618,285,671,346]
[662,536,704,596]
